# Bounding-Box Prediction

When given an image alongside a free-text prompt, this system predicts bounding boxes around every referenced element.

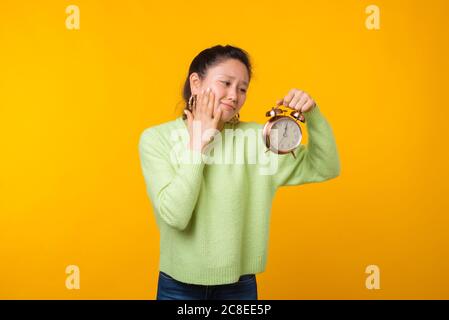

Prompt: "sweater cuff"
[179,145,205,165]
[303,104,321,122]
[177,146,205,184]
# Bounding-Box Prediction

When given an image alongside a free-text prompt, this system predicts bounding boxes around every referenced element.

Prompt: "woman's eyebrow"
[218,74,248,86]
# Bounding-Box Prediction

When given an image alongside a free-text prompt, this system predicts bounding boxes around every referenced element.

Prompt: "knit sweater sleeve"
[272,105,341,187]
[138,128,205,231]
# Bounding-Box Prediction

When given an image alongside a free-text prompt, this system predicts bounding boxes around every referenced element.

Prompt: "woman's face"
[190,58,250,123]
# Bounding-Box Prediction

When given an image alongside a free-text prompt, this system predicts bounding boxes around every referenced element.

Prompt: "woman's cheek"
[213,86,224,99]
[212,89,224,105]
[238,95,246,108]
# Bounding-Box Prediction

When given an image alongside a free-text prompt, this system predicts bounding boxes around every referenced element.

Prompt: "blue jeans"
[156,271,258,300]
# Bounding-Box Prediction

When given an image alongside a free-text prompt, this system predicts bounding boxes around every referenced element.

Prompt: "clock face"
[269,117,302,152]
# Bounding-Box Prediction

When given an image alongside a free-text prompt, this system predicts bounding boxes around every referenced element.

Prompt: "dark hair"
[181,45,252,117]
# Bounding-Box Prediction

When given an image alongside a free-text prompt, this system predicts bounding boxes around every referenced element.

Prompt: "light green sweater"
[138,106,340,285]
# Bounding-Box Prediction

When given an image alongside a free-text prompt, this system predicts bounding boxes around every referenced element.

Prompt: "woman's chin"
[217,108,235,122]
[222,113,235,122]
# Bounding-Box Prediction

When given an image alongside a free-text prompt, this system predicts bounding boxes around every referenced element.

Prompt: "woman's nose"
[226,88,238,102]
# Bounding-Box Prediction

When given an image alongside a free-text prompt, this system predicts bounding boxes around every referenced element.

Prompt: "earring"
[227,112,240,125]
[182,94,197,120]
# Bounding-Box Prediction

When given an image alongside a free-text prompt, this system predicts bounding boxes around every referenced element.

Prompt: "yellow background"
[1,0,448,299]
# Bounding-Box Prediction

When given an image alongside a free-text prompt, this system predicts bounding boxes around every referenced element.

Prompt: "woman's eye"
[220,81,246,93]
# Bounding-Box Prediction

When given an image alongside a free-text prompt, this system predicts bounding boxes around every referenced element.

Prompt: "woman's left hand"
[276,89,316,121]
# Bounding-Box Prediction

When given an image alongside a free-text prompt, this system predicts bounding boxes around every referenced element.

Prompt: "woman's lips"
[221,103,235,110]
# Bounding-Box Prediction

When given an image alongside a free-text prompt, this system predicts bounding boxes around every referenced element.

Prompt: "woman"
[138,45,340,300]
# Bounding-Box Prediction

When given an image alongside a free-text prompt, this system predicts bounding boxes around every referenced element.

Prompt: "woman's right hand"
[184,88,223,153]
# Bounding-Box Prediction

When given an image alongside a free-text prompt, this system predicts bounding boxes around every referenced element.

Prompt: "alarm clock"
[262,106,306,158]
